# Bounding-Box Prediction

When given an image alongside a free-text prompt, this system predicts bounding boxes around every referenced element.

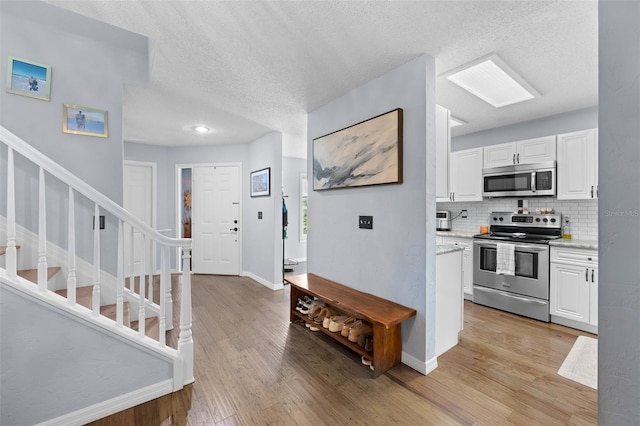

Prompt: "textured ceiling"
[45,1,598,158]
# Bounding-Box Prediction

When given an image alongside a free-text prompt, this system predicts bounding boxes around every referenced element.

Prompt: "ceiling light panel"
[444,54,540,108]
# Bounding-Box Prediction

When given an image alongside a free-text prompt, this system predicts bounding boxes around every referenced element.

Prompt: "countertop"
[436,230,479,239]
[436,244,465,255]
[549,239,598,250]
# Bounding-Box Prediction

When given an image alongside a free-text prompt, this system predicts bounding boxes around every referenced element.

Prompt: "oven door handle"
[474,286,547,305]
[473,241,548,252]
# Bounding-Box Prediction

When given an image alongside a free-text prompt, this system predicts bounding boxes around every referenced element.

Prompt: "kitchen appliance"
[482,161,556,197]
[473,212,562,321]
[436,210,451,231]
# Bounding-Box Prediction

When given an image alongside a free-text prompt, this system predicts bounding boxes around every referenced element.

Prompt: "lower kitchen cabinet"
[441,236,473,300]
[550,246,598,333]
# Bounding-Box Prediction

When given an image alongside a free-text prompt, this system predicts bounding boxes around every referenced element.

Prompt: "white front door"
[192,165,240,275]
[123,162,155,277]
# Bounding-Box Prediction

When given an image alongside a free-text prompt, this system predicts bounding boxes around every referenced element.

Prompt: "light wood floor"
[90,274,597,425]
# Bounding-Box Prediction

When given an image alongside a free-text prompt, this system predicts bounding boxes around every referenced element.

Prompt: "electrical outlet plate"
[461,210,468,218]
[359,216,373,229]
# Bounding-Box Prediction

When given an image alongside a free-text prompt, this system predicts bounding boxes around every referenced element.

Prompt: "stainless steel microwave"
[482,161,556,197]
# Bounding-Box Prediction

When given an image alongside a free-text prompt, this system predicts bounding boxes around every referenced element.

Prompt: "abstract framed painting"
[313,108,403,190]
[250,167,271,197]
[6,56,52,101]
[63,104,108,138]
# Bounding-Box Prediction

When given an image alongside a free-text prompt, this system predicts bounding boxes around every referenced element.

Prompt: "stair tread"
[56,287,131,327]
[17,266,61,283]
[0,245,20,255]
[131,316,159,341]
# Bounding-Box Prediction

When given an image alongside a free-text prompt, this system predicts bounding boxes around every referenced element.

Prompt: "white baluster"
[147,239,154,304]
[158,246,169,347]
[128,225,135,290]
[67,187,76,305]
[116,220,124,327]
[6,147,17,276]
[37,168,48,291]
[165,247,174,331]
[178,247,194,383]
[92,203,101,315]
[138,235,146,337]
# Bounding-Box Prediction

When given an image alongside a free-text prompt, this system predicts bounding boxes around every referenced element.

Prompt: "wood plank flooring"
[90,275,597,425]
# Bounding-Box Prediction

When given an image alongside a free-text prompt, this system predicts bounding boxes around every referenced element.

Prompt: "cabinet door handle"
[596,185,599,198]
[592,269,595,283]
[517,153,520,164]
[591,185,594,198]
[585,268,589,281]
[513,154,516,164]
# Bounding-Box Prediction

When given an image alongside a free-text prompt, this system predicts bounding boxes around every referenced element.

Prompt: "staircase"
[0,126,193,425]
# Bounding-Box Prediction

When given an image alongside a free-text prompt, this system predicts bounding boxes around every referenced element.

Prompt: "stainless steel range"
[473,212,562,322]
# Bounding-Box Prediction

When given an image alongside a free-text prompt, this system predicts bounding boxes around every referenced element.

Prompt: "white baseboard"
[401,351,438,376]
[551,315,598,335]
[241,271,283,291]
[35,379,174,426]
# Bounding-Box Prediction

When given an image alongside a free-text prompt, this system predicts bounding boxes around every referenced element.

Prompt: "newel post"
[178,246,194,384]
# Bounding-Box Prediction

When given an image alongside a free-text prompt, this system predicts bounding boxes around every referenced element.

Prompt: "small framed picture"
[63,104,108,138]
[250,167,271,197]
[6,56,52,101]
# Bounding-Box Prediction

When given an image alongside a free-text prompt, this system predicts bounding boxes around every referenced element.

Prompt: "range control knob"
[535,217,541,222]
[550,218,556,223]
[499,217,504,221]
[493,217,498,221]
[543,218,548,223]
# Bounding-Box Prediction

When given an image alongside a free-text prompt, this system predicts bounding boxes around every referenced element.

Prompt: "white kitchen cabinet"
[483,136,556,168]
[550,246,598,333]
[441,236,473,299]
[435,104,451,202]
[450,148,483,202]
[557,128,598,200]
[436,248,463,356]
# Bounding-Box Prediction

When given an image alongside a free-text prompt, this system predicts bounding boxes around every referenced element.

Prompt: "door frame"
[175,162,243,274]
[123,160,157,275]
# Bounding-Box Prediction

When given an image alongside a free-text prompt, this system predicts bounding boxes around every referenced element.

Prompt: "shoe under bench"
[285,273,416,377]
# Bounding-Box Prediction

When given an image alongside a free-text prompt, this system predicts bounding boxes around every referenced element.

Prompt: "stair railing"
[1,125,194,386]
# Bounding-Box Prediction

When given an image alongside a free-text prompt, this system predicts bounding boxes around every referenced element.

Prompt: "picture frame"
[63,104,108,138]
[250,167,271,197]
[6,56,52,101]
[313,108,403,191]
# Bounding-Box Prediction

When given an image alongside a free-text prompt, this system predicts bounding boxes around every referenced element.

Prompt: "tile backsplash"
[436,199,598,241]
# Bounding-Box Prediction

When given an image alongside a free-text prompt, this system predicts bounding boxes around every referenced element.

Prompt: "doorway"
[178,164,241,275]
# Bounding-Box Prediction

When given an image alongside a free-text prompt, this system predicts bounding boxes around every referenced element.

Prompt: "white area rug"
[558,335,598,390]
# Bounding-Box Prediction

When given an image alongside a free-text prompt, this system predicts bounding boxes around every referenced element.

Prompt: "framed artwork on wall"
[313,108,403,190]
[63,104,108,138]
[250,167,271,197]
[6,56,52,101]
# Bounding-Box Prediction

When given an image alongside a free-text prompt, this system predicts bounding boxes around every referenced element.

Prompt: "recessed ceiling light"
[194,126,210,134]
[443,54,540,108]
[450,115,467,127]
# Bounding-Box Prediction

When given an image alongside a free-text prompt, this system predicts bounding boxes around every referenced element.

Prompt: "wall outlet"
[359,216,373,229]
[461,210,468,218]
[258,211,262,219]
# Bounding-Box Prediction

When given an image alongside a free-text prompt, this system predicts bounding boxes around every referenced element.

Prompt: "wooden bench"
[285,273,416,377]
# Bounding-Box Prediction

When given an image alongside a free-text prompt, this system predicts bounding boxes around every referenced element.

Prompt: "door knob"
[230,227,238,232]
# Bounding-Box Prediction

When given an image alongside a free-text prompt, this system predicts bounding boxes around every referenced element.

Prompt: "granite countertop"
[436,244,465,255]
[549,239,598,250]
[436,230,479,239]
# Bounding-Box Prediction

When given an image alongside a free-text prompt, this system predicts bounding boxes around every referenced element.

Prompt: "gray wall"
[307,55,436,362]
[0,285,172,426]
[0,2,149,273]
[283,156,307,262]
[598,2,640,423]
[452,106,598,152]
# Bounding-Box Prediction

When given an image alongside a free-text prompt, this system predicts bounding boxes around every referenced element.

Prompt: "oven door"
[473,240,550,299]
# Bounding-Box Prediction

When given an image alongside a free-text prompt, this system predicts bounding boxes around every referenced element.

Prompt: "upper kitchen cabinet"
[483,136,557,168]
[557,128,598,200]
[450,148,483,202]
[435,104,451,202]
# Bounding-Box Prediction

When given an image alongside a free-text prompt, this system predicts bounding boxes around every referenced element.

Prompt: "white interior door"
[123,162,155,277]
[192,165,241,275]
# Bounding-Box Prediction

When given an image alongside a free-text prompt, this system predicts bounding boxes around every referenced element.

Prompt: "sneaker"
[307,304,324,319]
[348,321,372,343]
[329,316,352,332]
[364,335,373,352]
[361,356,372,366]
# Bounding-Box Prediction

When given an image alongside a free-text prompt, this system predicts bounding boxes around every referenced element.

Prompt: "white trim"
[401,351,438,376]
[35,379,175,426]
[551,315,598,335]
[241,271,283,291]
[123,160,157,230]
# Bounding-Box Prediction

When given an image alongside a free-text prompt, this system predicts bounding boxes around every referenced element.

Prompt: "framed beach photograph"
[63,104,108,138]
[6,56,52,101]
[250,167,271,197]
[313,108,403,191]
